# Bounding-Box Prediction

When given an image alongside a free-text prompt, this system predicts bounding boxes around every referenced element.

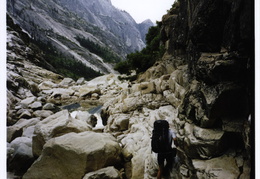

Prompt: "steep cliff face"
[54,0,148,52]
[7,0,152,74]
[160,0,253,128]
[132,0,253,177]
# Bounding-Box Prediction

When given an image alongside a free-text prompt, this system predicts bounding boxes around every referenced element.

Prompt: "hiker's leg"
[165,152,174,169]
[157,164,164,179]
[157,153,165,179]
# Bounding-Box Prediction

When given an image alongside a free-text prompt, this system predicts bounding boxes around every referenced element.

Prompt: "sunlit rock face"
[23,132,122,179]
[7,0,153,74]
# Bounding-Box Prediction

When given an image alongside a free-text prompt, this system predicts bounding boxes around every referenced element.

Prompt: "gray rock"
[192,155,240,179]
[47,88,75,104]
[131,82,156,94]
[20,97,37,106]
[76,77,85,85]
[22,126,35,138]
[24,132,122,179]
[38,81,57,90]
[42,103,55,110]
[83,166,122,179]
[33,110,54,119]
[58,78,75,87]
[182,123,226,159]
[7,126,23,143]
[8,137,34,175]
[29,101,42,110]
[32,110,91,157]
[18,110,32,119]
[109,114,130,132]
[7,118,40,142]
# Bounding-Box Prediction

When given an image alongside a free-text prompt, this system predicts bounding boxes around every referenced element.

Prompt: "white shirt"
[169,129,177,148]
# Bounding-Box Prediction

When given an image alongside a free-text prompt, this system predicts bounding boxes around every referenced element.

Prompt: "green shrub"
[75,36,122,63]
[114,21,164,75]
[33,39,102,80]
[114,60,131,75]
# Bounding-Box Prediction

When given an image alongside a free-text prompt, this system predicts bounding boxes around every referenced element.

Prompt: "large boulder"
[58,77,75,87]
[20,96,37,107]
[23,131,122,179]
[7,118,40,142]
[121,93,166,113]
[8,137,34,175]
[115,116,151,178]
[131,82,156,94]
[181,123,226,159]
[192,155,240,178]
[28,101,42,110]
[105,113,131,132]
[38,81,58,90]
[32,110,91,157]
[79,84,101,98]
[46,88,75,104]
[32,110,54,119]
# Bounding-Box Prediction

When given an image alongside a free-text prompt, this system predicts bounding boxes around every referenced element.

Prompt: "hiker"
[151,120,178,179]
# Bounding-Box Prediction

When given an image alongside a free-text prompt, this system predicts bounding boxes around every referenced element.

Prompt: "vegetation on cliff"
[114,21,165,75]
[34,39,103,80]
[75,36,122,64]
[7,14,102,80]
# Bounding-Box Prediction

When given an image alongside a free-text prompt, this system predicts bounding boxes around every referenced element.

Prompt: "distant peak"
[140,19,154,26]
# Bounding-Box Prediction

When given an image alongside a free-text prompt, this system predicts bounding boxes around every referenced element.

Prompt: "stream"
[68,104,104,129]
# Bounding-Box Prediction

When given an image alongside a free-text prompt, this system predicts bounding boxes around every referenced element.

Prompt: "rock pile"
[7,65,129,178]
[7,52,129,178]
[7,27,129,178]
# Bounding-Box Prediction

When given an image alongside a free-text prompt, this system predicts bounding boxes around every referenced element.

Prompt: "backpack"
[151,120,171,153]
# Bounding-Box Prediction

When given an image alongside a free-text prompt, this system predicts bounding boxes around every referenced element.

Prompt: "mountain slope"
[7,0,153,75]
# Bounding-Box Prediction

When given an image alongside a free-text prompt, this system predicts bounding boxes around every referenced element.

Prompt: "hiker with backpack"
[151,120,178,179]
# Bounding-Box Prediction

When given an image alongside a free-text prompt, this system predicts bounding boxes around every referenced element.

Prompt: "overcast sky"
[111,0,175,23]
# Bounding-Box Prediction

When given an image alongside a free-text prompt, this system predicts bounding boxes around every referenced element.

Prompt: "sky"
[111,0,174,23]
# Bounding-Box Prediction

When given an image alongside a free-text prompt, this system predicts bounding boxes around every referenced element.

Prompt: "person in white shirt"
[157,128,178,179]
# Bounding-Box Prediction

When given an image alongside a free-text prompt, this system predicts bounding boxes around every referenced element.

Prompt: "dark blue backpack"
[151,120,171,153]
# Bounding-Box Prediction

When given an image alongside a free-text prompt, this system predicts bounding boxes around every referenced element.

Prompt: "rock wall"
[101,0,253,178]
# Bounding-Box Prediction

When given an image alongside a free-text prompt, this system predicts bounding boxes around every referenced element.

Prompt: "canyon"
[6,0,253,178]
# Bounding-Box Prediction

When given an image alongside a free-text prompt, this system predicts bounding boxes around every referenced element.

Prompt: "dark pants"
[157,151,174,168]
[157,148,176,168]
[157,149,176,179]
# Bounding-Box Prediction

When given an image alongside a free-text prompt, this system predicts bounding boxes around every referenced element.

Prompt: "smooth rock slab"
[7,118,40,142]
[24,131,122,179]
[192,155,240,179]
[83,166,122,179]
[183,123,226,159]
[32,110,91,157]
[20,96,37,106]
[8,137,34,175]
[28,101,42,110]
[33,110,53,119]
